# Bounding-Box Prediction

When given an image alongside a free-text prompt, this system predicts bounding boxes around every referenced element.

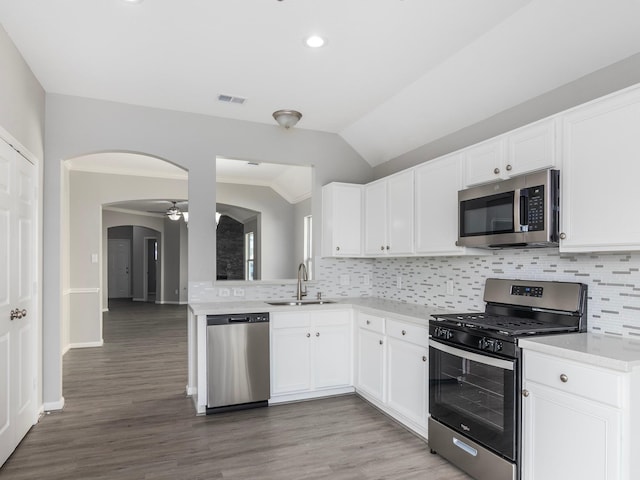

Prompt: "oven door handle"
[429,340,514,371]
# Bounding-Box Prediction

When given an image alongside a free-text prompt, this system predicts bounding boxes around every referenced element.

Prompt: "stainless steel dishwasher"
[206,312,270,413]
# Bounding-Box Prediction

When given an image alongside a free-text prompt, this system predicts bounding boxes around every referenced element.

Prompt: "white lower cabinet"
[356,312,386,402]
[521,350,635,480]
[386,320,429,431]
[270,309,353,402]
[355,312,429,438]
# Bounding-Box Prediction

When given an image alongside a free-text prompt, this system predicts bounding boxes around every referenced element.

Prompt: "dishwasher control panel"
[206,312,269,325]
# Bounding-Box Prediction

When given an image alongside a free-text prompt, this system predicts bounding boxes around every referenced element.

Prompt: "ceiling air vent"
[217,94,247,105]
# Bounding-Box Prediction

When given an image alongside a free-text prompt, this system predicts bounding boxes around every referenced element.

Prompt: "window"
[303,215,313,279]
[245,231,255,281]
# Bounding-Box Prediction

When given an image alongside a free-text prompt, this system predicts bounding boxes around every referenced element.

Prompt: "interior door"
[108,239,131,298]
[0,139,36,467]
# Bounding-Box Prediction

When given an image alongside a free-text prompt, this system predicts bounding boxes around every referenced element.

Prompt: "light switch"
[91,253,98,264]
[362,274,370,286]
[340,274,350,286]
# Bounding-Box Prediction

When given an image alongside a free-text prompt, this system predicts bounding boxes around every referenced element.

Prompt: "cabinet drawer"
[358,312,385,333]
[524,351,622,407]
[386,319,428,347]
[271,312,311,329]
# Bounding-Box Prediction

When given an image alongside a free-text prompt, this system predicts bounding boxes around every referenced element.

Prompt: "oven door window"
[429,341,517,461]
[460,191,515,237]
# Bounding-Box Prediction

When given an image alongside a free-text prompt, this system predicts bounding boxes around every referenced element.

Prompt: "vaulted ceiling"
[2,0,640,166]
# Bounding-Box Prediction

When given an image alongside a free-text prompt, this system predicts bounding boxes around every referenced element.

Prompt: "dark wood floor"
[0,300,471,479]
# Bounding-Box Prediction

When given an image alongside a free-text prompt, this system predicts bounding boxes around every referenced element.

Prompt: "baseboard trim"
[161,300,187,305]
[43,397,65,412]
[62,343,71,356]
[186,385,196,396]
[132,297,145,302]
[269,386,355,405]
[69,340,104,349]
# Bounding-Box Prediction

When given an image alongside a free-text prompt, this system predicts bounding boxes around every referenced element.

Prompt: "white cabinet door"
[463,118,557,187]
[522,382,621,480]
[560,87,640,252]
[364,170,414,256]
[364,180,387,255]
[270,314,312,395]
[386,337,428,427]
[506,118,557,177]
[312,311,352,390]
[386,170,414,255]
[321,183,362,257]
[414,153,464,255]
[0,140,36,467]
[463,138,505,186]
[357,328,386,401]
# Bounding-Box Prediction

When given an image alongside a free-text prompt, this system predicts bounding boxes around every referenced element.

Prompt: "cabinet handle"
[336,246,340,251]
[380,246,385,251]
[316,332,320,337]
[401,330,406,336]
[494,167,500,175]
[506,164,512,171]
[379,340,383,345]
[386,245,390,250]
[522,389,530,397]
[366,320,371,325]
[560,374,568,383]
[559,232,567,240]
[306,333,310,338]
[422,356,427,362]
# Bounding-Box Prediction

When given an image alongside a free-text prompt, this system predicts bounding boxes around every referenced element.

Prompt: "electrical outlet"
[446,280,454,296]
[362,274,370,286]
[396,275,402,289]
[340,274,350,286]
[233,288,245,297]
[91,253,98,264]
[219,288,230,297]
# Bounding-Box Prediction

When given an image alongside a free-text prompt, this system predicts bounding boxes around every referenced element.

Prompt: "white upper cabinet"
[463,118,558,187]
[559,85,640,252]
[322,182,363,257]
[414,153,465,255]
[364,170,414,256]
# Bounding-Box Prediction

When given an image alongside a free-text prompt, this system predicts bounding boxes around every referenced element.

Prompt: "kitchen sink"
[267,300,337,306]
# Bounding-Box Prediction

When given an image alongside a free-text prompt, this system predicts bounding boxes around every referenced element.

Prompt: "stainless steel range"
[428,278,588,480]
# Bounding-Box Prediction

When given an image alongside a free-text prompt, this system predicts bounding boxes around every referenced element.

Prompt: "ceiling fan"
[144,200,188,221]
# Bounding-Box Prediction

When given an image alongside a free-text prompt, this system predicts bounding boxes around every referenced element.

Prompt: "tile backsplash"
[206,249,640,337]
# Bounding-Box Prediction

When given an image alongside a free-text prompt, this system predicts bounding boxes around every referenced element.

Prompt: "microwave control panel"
[525,185,544,231]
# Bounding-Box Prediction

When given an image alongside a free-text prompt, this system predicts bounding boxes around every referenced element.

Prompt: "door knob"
[9,309,27,320]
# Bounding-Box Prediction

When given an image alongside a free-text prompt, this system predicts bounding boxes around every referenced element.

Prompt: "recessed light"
[123,0,143,4]
[305,35,326,48]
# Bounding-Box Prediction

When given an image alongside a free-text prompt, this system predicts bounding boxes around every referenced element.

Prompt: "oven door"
[429,339,518,461]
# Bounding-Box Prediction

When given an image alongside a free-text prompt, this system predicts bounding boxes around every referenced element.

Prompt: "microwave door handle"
[519,188,529,232]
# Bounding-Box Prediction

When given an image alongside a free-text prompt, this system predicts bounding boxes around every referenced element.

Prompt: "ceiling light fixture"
[272,110,302,129]
[166,202,182,221]
[305,35,326,48]
[123,0,144,4]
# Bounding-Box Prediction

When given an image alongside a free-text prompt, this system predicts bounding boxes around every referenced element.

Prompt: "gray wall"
[217,182,298,280]
[44,93,372,406]
[132,225,161,301]
[0,25,46,406]
[163,218,185,303]
[374,52,640,179]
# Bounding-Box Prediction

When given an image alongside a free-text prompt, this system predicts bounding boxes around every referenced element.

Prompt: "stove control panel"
[433,326,454,340]
[511,285,543,297]
[478,337,503,353]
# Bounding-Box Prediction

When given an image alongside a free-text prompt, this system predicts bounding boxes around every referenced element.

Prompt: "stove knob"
[446,329,454,340]
[479,337,488,350]
[494,341,503,352]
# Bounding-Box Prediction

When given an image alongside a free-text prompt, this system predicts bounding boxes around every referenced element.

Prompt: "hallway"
[0,301,469,479]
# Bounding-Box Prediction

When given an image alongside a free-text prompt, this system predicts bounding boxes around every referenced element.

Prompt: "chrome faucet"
[296,262,308,301]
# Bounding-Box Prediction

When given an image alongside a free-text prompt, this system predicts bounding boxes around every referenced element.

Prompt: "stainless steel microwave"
[456,169,560,248]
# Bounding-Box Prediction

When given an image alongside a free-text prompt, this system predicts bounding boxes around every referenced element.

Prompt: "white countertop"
[189,296,451,327]
[519,333,640,372]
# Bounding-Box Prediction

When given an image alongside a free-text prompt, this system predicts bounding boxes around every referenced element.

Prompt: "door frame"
[143,236,158,303]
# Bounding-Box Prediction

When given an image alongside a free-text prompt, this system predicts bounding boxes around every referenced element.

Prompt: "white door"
[0,139,36,467]
[108,239,131,298]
